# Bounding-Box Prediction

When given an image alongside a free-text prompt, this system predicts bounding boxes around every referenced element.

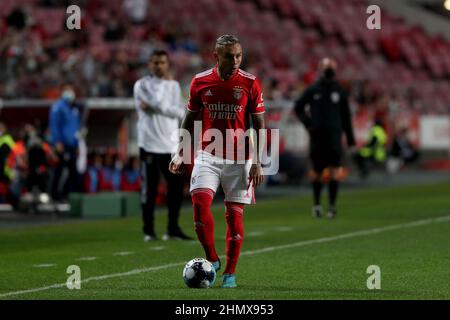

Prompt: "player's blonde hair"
[215,35,240,51]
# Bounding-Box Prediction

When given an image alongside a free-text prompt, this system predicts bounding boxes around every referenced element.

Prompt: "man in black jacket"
[294,58,355,219]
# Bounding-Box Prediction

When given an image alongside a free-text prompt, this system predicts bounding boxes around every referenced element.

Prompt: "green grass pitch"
[1,182,449,300]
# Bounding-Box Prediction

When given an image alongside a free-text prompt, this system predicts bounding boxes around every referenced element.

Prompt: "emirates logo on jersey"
[232,86,243,100]
[203,101,244,120]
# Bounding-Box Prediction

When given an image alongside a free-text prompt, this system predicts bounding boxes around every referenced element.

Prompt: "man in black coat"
[294,58,355,219]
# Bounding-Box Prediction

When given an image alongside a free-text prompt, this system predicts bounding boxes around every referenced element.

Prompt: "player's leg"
[326,149,343,219]
[220,162,253,288]
[191,188,219,262]
[310,149,325,218]
[160,154,191,240]
[140,149,160,240]
[190,152,221,267]
[222,201,244,287]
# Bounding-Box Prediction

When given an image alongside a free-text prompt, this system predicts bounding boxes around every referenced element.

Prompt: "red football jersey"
[187,67,265,160]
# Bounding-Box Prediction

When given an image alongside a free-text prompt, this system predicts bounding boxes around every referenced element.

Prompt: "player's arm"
[249,113,265,187]
[294,88,313,131]
[169,78,201,174]
[168,110,199,174]
[179,109,199,151]
[249,79,266,187]
[340,91,356,148]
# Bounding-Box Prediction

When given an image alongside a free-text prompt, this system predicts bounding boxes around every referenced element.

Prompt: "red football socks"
[191,188,219,262]
[192,190,245,274]
[224,202,244,274]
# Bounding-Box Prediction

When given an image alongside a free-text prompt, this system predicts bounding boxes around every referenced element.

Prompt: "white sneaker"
[162,234,184,241]
[162,234,171,241]
[312,205,322,218]
[144,234,157,242]
[326,208,337,219]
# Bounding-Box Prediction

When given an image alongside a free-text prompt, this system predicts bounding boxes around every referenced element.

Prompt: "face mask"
[324,68,335,80]
[62,89,76,102]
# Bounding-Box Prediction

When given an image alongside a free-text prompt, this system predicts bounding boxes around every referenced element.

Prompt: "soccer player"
[169,35,266,288]
[133,50,192,241]
[294,58,355,219]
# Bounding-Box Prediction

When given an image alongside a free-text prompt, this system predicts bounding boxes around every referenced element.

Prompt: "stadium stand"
[1,0,449,113]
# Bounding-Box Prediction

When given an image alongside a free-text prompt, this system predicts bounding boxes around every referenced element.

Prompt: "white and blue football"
[182,258,216,289]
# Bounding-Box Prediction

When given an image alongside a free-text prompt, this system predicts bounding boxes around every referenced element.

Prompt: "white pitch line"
[274,226,294,232]
[247,231,265,237]
[77,257,97,261]
[0,262,185,298]
[150,246,165,251]
[32,264,56,268]
[240,215,450,256]
[2,215,449,299]
[113,251,134,256]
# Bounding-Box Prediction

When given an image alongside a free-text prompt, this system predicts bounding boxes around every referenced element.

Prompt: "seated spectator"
[24,124,56,194]
[103,14,126,42]
[122,0,148,25]
[84,153,102,193]
[112,155,123,191]
[387,127,420,173]
[121,156,141,191]
[6,6,28,30]
[98,152,121,191]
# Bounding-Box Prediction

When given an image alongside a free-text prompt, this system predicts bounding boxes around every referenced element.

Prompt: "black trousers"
[27,145,49,193]
[50,146,78,201]
[140,148,184,236]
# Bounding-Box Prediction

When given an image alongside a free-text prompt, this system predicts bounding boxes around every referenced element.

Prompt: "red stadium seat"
[1,0,448,114]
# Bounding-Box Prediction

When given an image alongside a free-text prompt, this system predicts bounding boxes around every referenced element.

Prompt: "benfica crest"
[233,86,243,100]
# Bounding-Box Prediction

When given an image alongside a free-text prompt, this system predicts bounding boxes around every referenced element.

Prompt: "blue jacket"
[49,98,81,147]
